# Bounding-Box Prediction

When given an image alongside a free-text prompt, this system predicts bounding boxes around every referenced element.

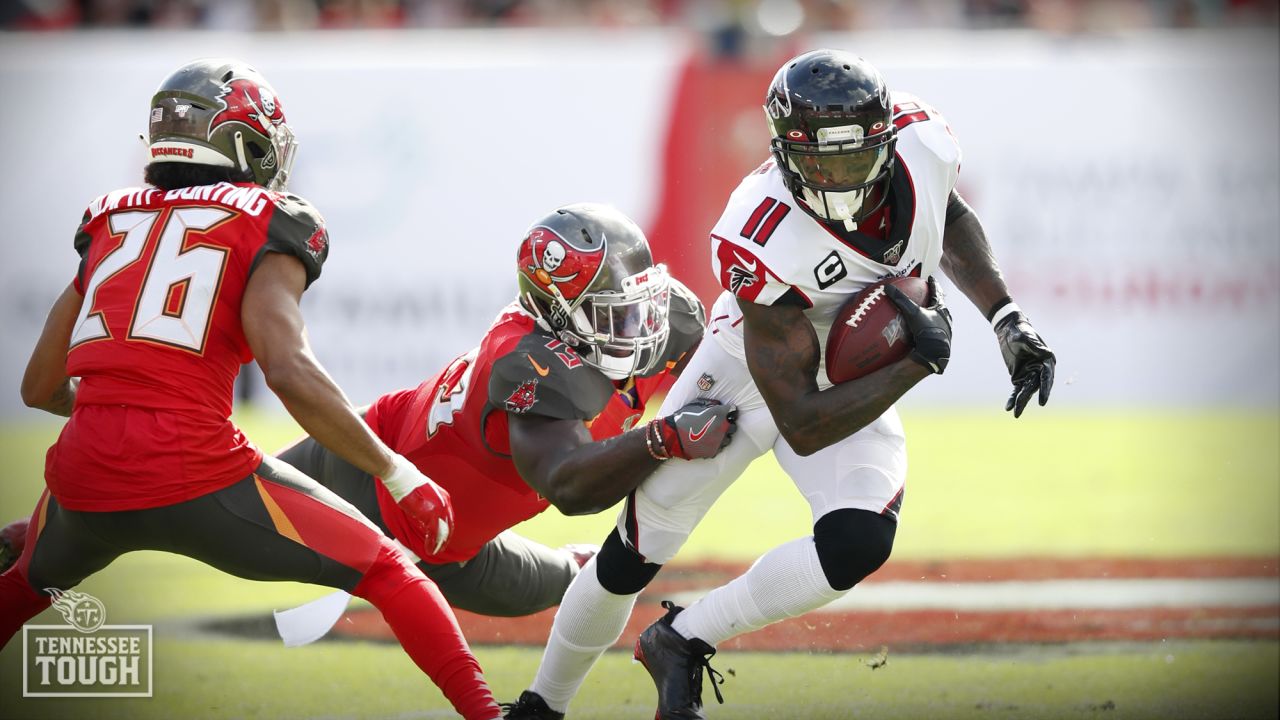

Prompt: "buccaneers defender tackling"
[275,203,738,632]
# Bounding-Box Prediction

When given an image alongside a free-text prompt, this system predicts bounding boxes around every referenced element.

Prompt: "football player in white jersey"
[503,49,1056,720]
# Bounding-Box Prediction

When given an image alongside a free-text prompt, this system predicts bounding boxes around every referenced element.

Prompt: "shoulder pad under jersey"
[487,330,614,420]
[257,193,329,288]
[708,163,812,308]
[891,92,962,183]
[72,188,151,292]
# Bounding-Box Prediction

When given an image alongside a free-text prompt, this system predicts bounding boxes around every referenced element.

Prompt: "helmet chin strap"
[803,186,864,231]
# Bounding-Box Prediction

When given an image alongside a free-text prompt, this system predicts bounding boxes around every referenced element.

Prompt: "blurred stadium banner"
[1,29,1276,414]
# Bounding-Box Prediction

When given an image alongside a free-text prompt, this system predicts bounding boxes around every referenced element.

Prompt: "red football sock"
[352,542,498,720]
[0,513,52,649]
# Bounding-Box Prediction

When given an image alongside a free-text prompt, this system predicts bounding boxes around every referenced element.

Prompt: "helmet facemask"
[769,115,896,228]
[530,264,672,381]
[579,264,671,379]
[516,203,670,381]
[763,49,898,230]
[251,120,298,192]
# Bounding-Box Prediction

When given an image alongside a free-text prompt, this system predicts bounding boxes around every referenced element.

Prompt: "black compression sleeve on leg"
[424,533,575,616]
[812,509,897,592]
[594,528,662,595]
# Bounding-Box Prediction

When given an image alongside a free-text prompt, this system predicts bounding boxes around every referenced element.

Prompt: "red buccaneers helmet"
[765,49,897,226]
[146,58,298,191]
[517,203,671,380]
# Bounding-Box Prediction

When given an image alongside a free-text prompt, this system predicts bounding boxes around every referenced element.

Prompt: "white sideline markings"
[668,578,1280,612]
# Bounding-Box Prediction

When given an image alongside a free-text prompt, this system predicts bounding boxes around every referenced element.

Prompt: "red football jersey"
[47,183,329,511]
[365,303,676,564]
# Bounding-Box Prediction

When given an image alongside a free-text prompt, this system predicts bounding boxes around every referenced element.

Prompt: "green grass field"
[1,409,1277,719]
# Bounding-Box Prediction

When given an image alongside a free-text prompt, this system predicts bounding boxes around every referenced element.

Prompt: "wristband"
[381,454,426,502]
[984,295,1014,321]
[645,419,671,461]
[644,429,667,461]
[989,302,1022,330]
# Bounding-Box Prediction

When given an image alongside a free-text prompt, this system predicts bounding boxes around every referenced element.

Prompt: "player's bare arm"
[244,251,454,552]
[243,252,400,477]
[739,297,928,457]
[938,190,1011,311]
[508,415,662,516]
[939,190,1057,417]
[20,282,84,417]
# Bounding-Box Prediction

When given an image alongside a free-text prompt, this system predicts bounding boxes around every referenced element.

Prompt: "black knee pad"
[594,528,662,595]
[813,509,897,592]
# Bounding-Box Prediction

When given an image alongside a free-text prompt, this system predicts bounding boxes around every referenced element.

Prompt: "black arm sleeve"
[253,193,329,288]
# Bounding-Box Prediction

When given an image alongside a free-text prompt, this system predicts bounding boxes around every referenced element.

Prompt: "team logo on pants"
[23,589,153,697]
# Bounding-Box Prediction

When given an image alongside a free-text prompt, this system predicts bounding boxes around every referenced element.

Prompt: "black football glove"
[884,277,953,374]
[995,312,1056,418]
[658,398,738,460]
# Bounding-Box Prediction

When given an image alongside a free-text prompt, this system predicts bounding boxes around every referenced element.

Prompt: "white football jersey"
[708,92,962,387]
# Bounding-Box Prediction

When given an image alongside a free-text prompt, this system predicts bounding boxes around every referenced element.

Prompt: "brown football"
[825,276,931,384]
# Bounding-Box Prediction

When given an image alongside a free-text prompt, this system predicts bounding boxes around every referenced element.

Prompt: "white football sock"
[528,555,639,712]
[671,536,843,648]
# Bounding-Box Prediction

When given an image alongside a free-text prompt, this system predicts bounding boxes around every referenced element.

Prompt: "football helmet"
[764,49,896,226]
[146,58,297,191]
[517,203,671,380]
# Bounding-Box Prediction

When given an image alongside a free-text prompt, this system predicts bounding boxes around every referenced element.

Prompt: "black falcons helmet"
[516,203,671,380]
[764,49,896,226]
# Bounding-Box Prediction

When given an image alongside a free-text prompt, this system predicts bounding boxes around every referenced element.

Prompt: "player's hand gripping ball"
[826,276,947,383]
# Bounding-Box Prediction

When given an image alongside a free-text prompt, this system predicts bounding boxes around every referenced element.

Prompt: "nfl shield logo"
[883,240,904,265]
[881,315,905,347]
[697,373,715,392]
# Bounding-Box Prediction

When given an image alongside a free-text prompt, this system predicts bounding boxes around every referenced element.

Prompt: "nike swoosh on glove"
[659,398,738,460]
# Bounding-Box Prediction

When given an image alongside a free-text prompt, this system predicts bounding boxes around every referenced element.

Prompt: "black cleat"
[633,601,726,720]
[501,690,565,720]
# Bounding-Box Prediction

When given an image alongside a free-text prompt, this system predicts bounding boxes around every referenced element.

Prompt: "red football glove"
[382,457,455,556]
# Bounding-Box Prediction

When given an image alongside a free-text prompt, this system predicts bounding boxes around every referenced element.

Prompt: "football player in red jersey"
[0,59,501,720]
[274,203,738,629]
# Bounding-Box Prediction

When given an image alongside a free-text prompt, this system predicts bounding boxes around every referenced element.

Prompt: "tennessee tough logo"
[210,78,286,137]
[504,379,539,413]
